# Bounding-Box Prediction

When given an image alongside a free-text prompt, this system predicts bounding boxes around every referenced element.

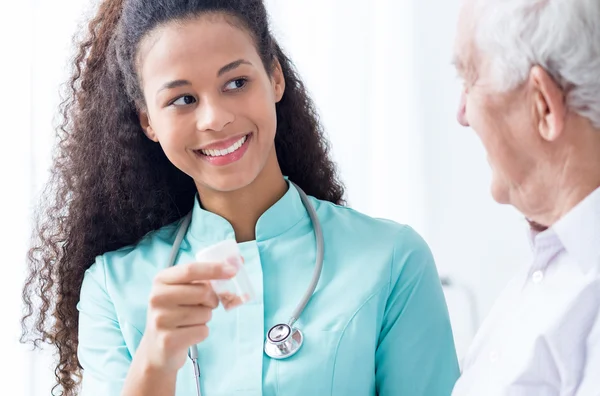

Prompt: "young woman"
[22,0,459,395]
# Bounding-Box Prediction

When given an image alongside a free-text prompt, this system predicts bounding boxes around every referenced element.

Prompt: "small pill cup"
[195,239,255,310]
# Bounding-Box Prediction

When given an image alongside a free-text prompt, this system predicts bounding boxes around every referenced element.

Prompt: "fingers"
[149,283,219,309]
[155,325,211,353]
[156,261,238,285]
[152,305,214,329]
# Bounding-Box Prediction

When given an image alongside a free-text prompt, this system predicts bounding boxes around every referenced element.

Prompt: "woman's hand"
[135,261,237,372]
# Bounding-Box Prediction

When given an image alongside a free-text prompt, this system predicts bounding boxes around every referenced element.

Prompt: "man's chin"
[490,180,511,205]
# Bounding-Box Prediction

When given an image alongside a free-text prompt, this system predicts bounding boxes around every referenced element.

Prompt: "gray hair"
[474,0,600,128]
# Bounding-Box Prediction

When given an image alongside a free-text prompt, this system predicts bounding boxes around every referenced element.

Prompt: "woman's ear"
[271,59,286,103]
[139,109,158,142]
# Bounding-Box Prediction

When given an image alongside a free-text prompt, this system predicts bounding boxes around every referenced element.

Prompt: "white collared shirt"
[452,187,600,396]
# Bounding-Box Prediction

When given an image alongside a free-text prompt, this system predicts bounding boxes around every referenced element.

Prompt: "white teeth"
[200,135,247,157]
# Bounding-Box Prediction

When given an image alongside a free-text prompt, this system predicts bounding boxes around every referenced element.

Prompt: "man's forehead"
[458,0,478,39]
[453,35,475,70]
[453,0,478,73]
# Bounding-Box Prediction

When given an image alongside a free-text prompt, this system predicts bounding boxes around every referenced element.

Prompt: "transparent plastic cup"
[195,239,255,311]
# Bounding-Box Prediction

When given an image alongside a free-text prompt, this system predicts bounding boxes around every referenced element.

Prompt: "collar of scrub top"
[186,177,309,245]
[552,185,600,274]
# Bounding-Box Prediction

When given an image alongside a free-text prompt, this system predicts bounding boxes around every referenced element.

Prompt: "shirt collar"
[552,186,600,273]
[187,178,307,244]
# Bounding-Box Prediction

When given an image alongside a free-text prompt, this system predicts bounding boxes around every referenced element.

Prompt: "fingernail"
[222,263,238,276]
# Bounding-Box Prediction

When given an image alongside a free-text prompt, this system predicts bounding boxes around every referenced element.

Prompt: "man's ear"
[529,66,566,142]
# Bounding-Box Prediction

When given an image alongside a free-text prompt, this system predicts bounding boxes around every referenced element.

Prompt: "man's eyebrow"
[451,56,464,72]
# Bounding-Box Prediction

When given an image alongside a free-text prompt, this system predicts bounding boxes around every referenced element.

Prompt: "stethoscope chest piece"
[264,323,304,360]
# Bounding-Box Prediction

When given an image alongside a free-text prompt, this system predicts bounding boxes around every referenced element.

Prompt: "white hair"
[473,0,600,128]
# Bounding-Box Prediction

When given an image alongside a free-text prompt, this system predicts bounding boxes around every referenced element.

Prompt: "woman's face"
[138,14,285,193]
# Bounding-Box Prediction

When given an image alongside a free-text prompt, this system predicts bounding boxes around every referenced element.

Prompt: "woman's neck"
[196,152,287,242]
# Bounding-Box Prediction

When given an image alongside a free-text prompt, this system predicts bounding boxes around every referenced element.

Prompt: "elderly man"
[451,0,600,394]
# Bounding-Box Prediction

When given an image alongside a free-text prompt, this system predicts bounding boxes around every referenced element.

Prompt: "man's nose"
[457,90,469,127]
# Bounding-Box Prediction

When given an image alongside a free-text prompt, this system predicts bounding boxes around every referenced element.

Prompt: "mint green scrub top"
[77,181,460,395]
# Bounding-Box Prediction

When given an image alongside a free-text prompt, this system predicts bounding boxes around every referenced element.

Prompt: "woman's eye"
[224,78,247,91]
[171,95,197,106]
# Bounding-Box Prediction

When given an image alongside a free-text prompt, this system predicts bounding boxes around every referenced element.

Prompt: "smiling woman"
[21,0,459,395]
[136,16,286,197]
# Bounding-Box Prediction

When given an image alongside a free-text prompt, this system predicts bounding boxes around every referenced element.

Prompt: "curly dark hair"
[20,0,344,394]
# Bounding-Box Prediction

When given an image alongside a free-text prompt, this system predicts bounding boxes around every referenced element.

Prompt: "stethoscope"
[166,181,324,396]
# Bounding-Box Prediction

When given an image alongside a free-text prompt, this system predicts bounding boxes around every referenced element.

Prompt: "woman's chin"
[195,169,258,194]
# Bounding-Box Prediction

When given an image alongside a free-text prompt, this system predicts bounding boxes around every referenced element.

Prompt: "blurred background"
[0,0,531,394]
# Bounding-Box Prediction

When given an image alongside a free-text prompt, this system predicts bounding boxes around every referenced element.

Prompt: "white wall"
[24,2,101,395]
[0,1,33,395]
[9,0,534,393]
[266,0,532,355]
[411,0,531,353]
